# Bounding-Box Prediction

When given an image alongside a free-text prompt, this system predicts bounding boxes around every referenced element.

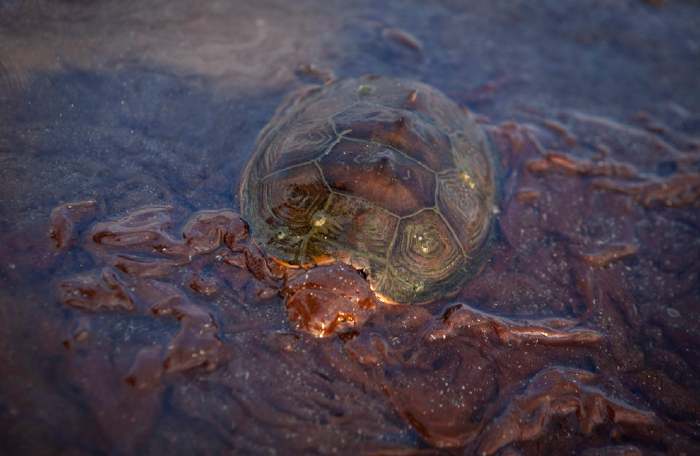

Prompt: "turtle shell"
[239,75,496,304]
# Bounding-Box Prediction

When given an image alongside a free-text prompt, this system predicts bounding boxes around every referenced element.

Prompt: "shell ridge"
[260,159,318,181]
[340,136,438,176]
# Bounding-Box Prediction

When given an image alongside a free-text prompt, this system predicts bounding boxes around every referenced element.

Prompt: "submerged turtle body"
[240,76,495,304]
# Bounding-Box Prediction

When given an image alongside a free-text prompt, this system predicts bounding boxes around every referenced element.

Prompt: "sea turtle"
[240,75,496,304]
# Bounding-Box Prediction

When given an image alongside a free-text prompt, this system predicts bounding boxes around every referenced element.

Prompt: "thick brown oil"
[1,1,699,454]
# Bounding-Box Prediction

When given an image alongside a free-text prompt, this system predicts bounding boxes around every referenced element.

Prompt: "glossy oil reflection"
[1,0,699,454]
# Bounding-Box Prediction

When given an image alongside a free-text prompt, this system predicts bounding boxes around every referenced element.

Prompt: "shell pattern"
[240,76,496,304]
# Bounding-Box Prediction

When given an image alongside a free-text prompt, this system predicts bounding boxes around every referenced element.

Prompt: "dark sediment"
[1,0,699,454]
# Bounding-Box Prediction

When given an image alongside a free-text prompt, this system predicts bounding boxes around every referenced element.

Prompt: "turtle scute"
[240,75,496,304]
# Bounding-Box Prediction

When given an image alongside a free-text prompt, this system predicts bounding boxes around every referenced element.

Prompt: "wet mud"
[1,0,699,455]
